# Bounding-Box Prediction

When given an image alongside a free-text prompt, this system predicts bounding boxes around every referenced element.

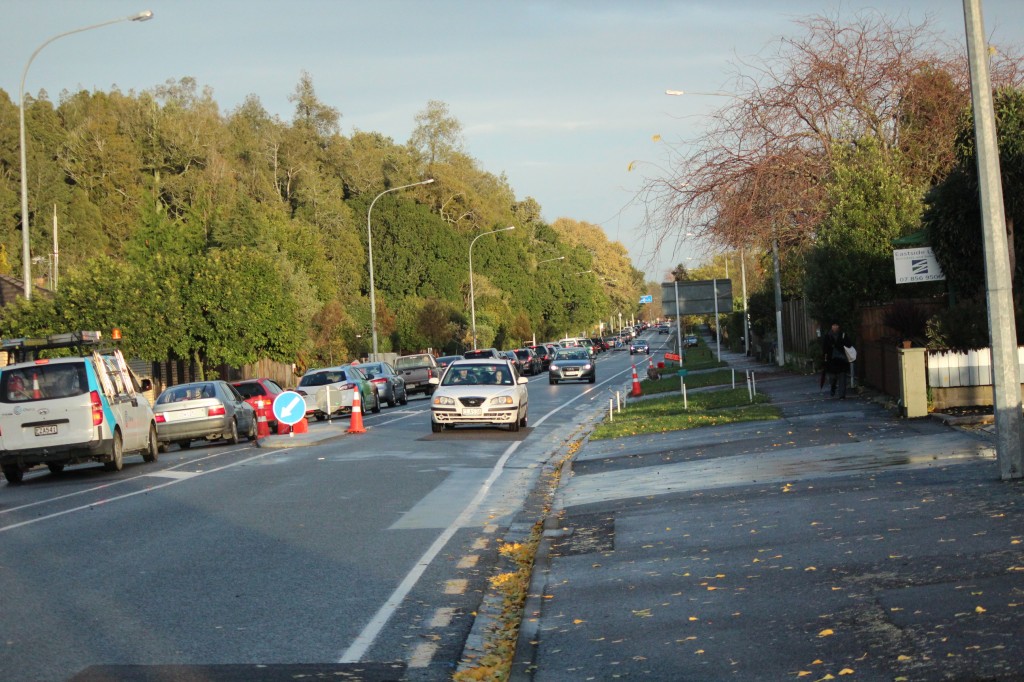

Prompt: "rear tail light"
[207,406,226,417]
[371,378,387,384]
[90,391,104,426]
[427,368,434,379]
[154,414,166,423]
[342,383,357,391]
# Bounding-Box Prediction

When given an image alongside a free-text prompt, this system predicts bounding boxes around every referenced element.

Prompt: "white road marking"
[337,363,635,663]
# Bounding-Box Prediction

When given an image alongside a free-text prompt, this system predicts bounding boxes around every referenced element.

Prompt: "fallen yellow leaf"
[805,566,817,572]
[695,649,705,655]
[897,655,912,662]
[818,629,835,637]
[573,619,586,624]
[689,616,698,621]
[976,606,987,614]
[839,669,854,676]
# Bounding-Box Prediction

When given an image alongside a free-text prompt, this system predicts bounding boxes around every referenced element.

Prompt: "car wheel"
[178,440,192,450]
[549,378,557,385]
[589,375,596,383]
[2,464,24,485]
[386,389,396,408]
[229,418,241,445]
[247,416,258,442]
[431,421,443,433]
[371,390,382,414]
[104,431,124,472]
[519,411,528,428]
[47,462,65,475]
[508,415,521,432]
[143,424,159,463]
[399,387,409,405]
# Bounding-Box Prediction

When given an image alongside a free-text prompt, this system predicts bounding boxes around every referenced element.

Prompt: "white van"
[0,333,158,485]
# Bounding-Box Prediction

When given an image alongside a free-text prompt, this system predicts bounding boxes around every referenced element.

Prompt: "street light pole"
[19,9,154,300]
[367,178,435,357]
[470,226,515,349]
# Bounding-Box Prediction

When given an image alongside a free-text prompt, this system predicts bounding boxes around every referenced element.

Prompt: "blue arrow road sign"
[273,390,306,426]
[639,295,653,304]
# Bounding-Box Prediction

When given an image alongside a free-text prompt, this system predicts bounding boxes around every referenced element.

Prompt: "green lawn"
[591,387,780,440]
[643,367,740,394]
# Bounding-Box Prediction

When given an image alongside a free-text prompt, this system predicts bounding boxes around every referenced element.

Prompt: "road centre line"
[338,361,635,663]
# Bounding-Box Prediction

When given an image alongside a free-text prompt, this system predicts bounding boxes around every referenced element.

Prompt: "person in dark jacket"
[822,322,853,399]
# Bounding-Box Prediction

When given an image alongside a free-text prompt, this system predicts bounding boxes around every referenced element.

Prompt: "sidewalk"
[512,344,1023,681]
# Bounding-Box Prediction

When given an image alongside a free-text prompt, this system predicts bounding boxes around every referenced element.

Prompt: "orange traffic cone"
[255,399,270,439]
[347,387,366,434]
[630,364,642,397]
[292,416,309,434]
[31,372,41,399]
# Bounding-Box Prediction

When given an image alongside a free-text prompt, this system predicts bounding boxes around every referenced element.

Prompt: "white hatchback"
[428,359,528,433]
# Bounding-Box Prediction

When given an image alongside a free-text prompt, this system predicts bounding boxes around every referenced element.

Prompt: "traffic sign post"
[273,391,306,436]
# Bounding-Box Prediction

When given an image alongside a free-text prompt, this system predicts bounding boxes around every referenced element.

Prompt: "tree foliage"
[0,78,645,371]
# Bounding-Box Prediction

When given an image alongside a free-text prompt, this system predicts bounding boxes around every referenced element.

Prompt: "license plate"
[166,408,204,422]
[463,408,482,416]
[34,425,58,436]
[407,383,418,389]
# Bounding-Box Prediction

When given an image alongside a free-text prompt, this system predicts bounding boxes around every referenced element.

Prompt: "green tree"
[805,137,923,331]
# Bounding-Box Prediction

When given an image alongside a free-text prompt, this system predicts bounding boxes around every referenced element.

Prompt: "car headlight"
[489,395,514,405]
[433,395,456,406]
[549,363,559,370]
[583,364,593,370]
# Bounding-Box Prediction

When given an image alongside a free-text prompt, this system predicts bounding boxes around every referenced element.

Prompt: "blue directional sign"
[273,390,306,426]
[639,294,653,304]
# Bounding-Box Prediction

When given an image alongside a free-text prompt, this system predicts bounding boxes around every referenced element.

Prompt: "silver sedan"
[153,381,257,450]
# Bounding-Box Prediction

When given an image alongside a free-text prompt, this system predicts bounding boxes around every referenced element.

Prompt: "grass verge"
[643,367,740,394]
[591,387,780,440]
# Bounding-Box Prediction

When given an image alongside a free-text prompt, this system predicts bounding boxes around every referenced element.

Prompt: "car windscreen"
[157,383,217,404]
[395,356,431,369]
[462,350,494,359]
[441,364,513,386]
[514,350,531,359]
[1,362,89,403]
[232,383,265,399]
[298,371,345,387]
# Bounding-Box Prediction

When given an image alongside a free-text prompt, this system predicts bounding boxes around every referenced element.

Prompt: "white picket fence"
[927,347,1024,387]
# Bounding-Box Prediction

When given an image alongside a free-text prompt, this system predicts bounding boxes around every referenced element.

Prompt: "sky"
[3,0,1023,282]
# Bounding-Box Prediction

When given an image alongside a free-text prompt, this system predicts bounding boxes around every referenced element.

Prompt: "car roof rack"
[1,331,106,364]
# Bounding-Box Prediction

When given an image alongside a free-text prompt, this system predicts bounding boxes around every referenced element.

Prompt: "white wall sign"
[893,247,945,284]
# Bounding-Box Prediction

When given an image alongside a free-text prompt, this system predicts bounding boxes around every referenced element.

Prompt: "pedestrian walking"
[821,322,853,399]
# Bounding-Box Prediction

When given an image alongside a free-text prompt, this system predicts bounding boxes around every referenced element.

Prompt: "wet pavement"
[512,344,1024,681]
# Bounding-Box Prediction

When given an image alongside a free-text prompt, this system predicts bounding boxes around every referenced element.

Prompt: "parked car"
[529,344,554,370]
[463,348,503,360]
[512,348,542,376]
[436,355,464,370]
[0,333,159,484]
[658,325,670,334]
[394,354,439,396]
[428,359,529,433]
[685,335,700,347]
[297,366,381,420]
[354,361,408,408]
[548,348,596,384]
[630,339,650,354]
[231,377,285,431]
[154,381,257,450]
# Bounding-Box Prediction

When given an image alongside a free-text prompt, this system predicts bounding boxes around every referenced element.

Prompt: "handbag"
[844,345,857,363]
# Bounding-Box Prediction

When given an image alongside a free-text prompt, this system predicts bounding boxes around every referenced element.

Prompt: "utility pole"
[964,0,1022,479]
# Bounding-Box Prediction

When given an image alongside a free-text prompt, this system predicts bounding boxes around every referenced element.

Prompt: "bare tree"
[640,10,1024,255]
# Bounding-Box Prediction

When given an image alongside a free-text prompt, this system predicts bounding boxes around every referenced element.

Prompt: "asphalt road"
[0,343,650,681]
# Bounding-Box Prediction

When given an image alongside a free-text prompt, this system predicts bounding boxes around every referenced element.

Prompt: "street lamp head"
[132,10,154,21]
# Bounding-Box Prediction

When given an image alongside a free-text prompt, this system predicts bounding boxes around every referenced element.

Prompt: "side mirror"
[140,378,153,392]
[517,377,529,385]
